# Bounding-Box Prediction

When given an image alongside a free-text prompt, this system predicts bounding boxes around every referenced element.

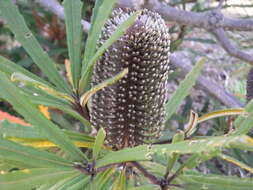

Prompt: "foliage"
[0,0,253,190]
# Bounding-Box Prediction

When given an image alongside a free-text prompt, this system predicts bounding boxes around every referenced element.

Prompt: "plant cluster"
[0,0,253,190]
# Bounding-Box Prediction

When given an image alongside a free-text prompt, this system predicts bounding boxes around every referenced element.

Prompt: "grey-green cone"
[247,67,253,102]
[90,9,171,149]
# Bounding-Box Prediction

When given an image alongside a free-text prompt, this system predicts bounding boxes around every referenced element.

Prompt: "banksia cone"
[247,68,253,102]
[90,9,171,150]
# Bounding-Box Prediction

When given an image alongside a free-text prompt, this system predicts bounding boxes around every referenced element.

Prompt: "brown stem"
[131,161,161,185]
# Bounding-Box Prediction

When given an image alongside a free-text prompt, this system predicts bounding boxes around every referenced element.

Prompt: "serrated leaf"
[93,128,106,160]
[165,58,205,121]
[0,72,86,161]
[0,0,70,93]
[0,168,79,190]
[64,0,83,88]
[79,11,140,92]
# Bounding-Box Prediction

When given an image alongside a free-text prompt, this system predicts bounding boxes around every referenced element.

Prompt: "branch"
[212,28,253,65]
[170,53,244,108]
[36,0,91,33]
[141,0,253,31]
[35,0,244,108]
[131,161,161,185]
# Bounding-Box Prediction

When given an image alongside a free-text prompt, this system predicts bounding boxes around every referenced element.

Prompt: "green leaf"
[218,153,253,174]
[96,135,253,167]
[112,169,126,190]
[128,185,160,190]
[80,68,128,106]
[166,131,185,173]
[0,138,72,168]
[79,10,140,92]
[234,98,253,128]
[0,0,70,93]
[0,120,94,142]
[233,98,253,135]
[93,128,106,160]
[63,0,83,88]
[180,171,253,190]
[82,0,117,70]
[0,168,79,190]
[0,72,86,161]
[21,87,91,131]
[48,174,84,190]
[11,72,74,103]
[67,176,90,190]
[165,58,205,121]
[94,168,114,190]
[0,56,52,88]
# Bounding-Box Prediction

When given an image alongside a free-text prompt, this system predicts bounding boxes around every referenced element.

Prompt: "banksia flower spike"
[247,67,253,102]
[90,9,171,150]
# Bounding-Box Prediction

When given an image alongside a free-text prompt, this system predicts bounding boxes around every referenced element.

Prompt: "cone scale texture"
[90,9,171,149]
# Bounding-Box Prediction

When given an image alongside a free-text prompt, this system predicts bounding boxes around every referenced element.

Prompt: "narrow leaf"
[128,185,160,190]
[181,171,253,190]
[184,110,198,137]
[64,0,83,88]
[82,0,117,70]
[0,56,52,87]
[0,168,78,190]
[198,108,247,123]
[68,176,90,190]
[0,0,70,93]
[234,98,253,128]
[0,72,86,161]
[79,11,140,92]
[219,154,253,174]
[112,169,126,190]
[96,135,253,167]
[80,68,128,106]
[233,99,253,135]
[93,128,106,160]
[0,138,72,168]
[166,131,185,173]
[94,168,115,190]
[165,58,205,121]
